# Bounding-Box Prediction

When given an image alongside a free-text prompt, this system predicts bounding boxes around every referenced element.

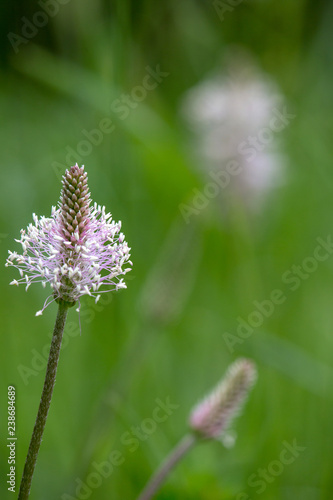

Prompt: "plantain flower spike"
[6,164,132,315]
[189,358,257,440]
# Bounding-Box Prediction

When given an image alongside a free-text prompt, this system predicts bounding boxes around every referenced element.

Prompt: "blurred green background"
[1,0,333,499]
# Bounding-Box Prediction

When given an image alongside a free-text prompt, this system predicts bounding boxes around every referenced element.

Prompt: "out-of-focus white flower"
[181,56,286,208]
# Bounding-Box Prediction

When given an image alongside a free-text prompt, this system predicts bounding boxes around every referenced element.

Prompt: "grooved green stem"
[18,301,69,500]
[136,434,197,500]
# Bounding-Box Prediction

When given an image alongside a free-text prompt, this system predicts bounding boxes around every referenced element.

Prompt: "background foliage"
[1,1,333,499]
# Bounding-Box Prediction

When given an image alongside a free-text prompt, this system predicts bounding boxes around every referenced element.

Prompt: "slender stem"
[136,434,197,500]
[18,301,70,500]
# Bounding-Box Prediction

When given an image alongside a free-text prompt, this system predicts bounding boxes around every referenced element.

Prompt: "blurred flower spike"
[189,358,257,440]
[6,164,132,316]
[181,53,286,207]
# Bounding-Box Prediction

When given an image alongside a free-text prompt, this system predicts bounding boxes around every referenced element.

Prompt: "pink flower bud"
[189,358,257,439]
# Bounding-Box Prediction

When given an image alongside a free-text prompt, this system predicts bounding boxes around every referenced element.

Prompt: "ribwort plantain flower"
[137,358,257,500]
[181,51,285,209]
[6,164,132,315]
[189,358,257,440]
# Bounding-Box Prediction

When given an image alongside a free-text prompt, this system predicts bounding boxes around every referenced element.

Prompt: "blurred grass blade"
[248,332,333,399]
